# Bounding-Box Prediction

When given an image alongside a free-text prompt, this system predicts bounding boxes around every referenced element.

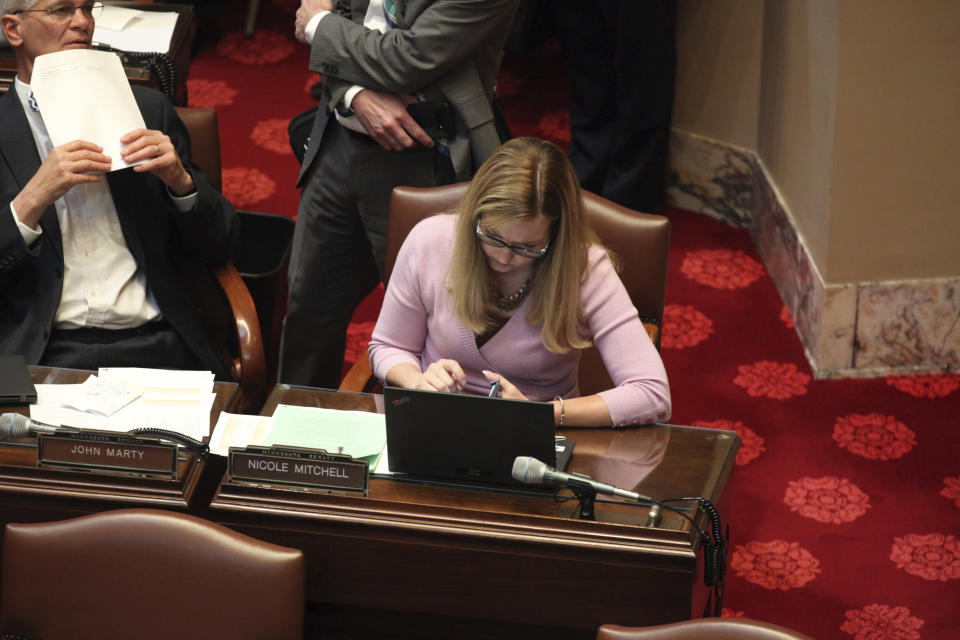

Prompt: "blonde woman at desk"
[367,137,670,428]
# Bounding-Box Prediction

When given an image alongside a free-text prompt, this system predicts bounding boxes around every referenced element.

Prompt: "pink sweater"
[368,215,671,426]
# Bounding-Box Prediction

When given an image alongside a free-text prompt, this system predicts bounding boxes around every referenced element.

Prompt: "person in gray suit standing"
[281,0,519,389]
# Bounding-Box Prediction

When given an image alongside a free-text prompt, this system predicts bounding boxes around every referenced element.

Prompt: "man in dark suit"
[555,0,676,214]
[0,0,239,378]
[280,0,519,389]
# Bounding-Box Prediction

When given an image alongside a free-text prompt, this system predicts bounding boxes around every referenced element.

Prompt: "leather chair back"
[386,183,670,397]
[0,509,305,640]
[175,106,222,190]
[597,619,815,640]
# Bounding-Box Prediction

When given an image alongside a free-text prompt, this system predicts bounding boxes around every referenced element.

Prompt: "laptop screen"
[383,386,568,486]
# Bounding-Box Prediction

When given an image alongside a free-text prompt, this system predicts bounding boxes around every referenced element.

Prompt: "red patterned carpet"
[188,5,960,638]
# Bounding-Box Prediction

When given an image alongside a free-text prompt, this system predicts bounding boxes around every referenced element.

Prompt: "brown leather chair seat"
[597,618,815,640]
[0,508,305,640]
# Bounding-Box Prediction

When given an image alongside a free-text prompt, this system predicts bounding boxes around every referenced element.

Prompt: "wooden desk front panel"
[212,489,701,636]
[0,366,237,518]
[206,386,737,638]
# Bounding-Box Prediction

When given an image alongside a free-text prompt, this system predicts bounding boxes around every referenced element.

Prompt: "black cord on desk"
[554,490,727,613]
[90,42,177,103]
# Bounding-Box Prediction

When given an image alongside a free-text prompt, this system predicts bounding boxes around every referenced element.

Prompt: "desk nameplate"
[228,445,369,495]
[38,430,178,479]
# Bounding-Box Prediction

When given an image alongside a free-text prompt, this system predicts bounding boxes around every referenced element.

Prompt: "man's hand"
[419,359,467,393]
[295,0,333,44]
[352,89,435,151]
[482,370,529,401]
[120,128,194,196]
[11,140,111,230]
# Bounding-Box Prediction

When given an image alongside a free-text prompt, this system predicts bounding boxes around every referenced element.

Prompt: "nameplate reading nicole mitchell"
[227,445,369,495]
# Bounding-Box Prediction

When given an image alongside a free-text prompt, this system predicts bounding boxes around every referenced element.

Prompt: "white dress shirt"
[8,77,171,329]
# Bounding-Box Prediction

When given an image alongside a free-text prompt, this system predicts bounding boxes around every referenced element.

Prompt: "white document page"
[93,8,178,53]
[57,376,142,416]
[208,412,275,457]
[30,49,146,172]
[93,5,140,31]
[30,393,214,440]
[374,444,392,474]
[97,367,215,392]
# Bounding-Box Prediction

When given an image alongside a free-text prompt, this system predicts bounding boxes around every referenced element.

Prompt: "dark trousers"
[40,320,207,373]
[280,122,440,389]
[555,0,676,213]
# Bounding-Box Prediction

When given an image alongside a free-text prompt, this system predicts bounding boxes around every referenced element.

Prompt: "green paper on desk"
[262,404,386,467]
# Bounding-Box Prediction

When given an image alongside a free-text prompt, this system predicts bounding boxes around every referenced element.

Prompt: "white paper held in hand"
[30,49,147,172]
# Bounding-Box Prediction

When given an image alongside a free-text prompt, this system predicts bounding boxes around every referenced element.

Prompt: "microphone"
[512,456,651,502]
[0,413,60,439]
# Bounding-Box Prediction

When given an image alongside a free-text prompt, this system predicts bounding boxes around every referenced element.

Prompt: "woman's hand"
[419,359,467,393]
[482,370,528,401]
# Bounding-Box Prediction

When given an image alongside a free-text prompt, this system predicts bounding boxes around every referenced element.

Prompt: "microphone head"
[511,456,548,484]
[0,413,31,439]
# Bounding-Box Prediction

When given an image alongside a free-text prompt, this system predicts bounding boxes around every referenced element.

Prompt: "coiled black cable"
[120,52,176,103]
[90,43,177,104]
[556,489,727,613]
[128,427,208,456]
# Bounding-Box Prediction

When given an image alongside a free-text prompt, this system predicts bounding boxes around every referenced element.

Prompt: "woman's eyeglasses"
[475,221,551,259]
[12,2,104,23]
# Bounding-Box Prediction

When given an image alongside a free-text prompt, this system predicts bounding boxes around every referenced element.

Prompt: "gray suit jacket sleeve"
[310,0,518,95]
[310,0,518,179]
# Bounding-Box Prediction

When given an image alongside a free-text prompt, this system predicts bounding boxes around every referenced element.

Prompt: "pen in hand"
[488,378,501,398]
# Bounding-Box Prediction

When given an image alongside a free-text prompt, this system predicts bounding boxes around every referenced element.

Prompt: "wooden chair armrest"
[642,322,661,351]
[338,352,381,394]
[214,261,267,413]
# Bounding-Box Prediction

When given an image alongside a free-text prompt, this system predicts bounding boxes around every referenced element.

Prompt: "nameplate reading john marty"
[38,430,178,479]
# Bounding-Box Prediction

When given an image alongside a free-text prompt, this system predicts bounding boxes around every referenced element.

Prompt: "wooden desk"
[207,386,740,640]
[0,366,237,523]
[0,2,197,106]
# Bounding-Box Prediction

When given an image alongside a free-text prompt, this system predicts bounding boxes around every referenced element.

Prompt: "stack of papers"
[210,405,387,470]
[30,368,215,441]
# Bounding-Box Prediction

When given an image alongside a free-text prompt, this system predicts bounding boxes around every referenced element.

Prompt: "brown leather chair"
[175,106,266,412]
[597,619,815,640]
[339,182,670,395]
[0,508,305,640]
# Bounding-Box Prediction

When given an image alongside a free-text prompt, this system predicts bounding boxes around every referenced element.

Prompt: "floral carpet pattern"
[188,5,959,638]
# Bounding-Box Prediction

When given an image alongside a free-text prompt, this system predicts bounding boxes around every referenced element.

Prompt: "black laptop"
[0,355,38,405]
[383,386,573,486]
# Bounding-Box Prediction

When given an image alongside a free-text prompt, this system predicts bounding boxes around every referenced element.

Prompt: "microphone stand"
[572,488,597,520]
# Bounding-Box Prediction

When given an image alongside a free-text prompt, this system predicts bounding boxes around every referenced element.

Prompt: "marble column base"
[665,130,755,228]
[666,129,960,379]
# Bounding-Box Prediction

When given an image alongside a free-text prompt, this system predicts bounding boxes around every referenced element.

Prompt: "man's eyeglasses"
[12,2,103,22]
[475,221,551,259]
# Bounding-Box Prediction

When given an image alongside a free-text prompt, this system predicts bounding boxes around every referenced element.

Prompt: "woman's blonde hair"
[449,137,599,353]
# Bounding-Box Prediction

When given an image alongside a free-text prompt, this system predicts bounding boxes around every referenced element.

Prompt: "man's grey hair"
[1,0,40,15]
[1,1,38,48]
